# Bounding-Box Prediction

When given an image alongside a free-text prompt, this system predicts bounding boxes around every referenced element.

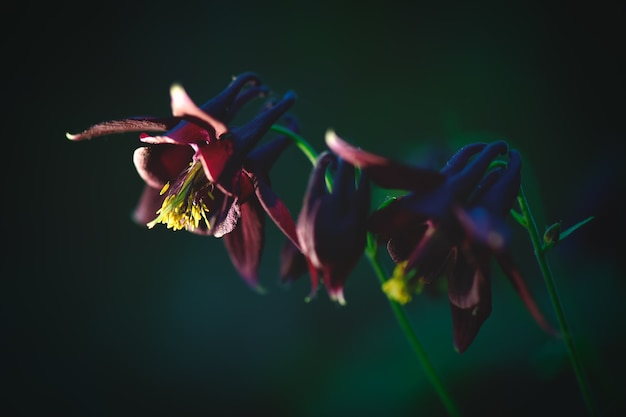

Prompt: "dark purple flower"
[67,73,301,290]
[326,134,555,352]
[295,141,371,304]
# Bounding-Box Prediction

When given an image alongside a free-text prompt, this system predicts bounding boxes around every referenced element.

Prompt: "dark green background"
[5,1,624,416]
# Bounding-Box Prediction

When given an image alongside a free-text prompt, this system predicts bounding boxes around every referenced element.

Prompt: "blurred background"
[4,0,624,416]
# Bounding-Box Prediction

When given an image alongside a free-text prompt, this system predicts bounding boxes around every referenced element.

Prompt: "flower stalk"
[366,234,462,417]
[516,186,597,416]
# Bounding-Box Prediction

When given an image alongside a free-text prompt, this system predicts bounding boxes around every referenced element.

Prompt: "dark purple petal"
[474,150,522,216]
[255,178,301,251]
[245,114,299,175]
[132,185,164,226]
[450,275,492,354]
[66,117,181,141]
[386,221,429,263]
[132,145,194,189]
[211,195,242,238]
[447,247,489,308]
[197,139,235,188]
[368,192,447,237]
[448,255,492,353]
[222,197,266,291]
[300,152,334,216]
[325,131,445,193]
[227,85,270,118]
[200,72,263,121]
[495,251,558,336]
[404,224,457,283]
[279,239,308,284]
[448,140,508,199]
[440,143,486,175]
[231,91,297,156]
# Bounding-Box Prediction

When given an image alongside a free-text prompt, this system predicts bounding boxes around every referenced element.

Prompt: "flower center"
[382,261,424,305]
[147,161,215,231]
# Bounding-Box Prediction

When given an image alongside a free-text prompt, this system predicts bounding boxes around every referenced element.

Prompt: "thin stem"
[270,124,332,190]
[517,186,597,416]
[270,124,318,166]
[366,236,461,417]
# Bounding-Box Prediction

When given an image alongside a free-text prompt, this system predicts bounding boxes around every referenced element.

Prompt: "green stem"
[517,186,597,416]
[270,124,332,190]
[366,236,461,417]
[270,124,318,166]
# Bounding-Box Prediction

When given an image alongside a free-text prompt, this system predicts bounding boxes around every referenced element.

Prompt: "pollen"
[382,262,414,305]
[146,162,214,231]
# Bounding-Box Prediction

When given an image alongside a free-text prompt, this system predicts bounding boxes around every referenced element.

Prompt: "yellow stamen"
[147,162,215,231]
[382,261,415,305]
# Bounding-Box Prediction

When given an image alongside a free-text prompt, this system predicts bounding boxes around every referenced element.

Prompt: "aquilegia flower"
[326,133,555,352]
[67,73,301,290]
[295,146,371,304]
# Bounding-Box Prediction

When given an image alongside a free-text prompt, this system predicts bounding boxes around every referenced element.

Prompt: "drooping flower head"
[67,73,301,290]
[296,134,371,304]
[326,134,555,352]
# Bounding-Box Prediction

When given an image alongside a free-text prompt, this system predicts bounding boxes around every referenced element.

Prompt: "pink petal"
[66,117,177,141]
[325,130,444,193]
[132,185,165,226]
[222,198,265,292]
[170,84,229,139]
[496,252,559,337]
[133,145,194,189]
[255,179,301,252]
[197,139,235,185]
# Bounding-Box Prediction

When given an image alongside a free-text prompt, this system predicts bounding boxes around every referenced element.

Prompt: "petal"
[245,114,299,175]
[449,274,492,353]
[447,248,487,308]
[211,195,242,238]
[170,84,229,139]
[404,224,456,283]
[196,138,235,185]
[449,140,508,199]
[231,91,297,156]
[440,143,486,175]
[227,84,270,118]
[132,145,194,189]
[368,193,442,238]
[66,117,180,141]
[301,152,334,214]
[475,150,522,216]
[132,185,164,226]
[199,72,264,122]
[495,251,558,336]
[325,130,445,193]
[255,178,301,251]
[305,258,320,302]
[279,239,308,284]
[222,197,266,292]
[386,221,429,263]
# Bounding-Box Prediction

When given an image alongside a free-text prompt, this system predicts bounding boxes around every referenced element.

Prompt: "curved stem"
[270,124,318,166]
[270,124,332,190]
[517,186,597,416]
[366,235,461,417]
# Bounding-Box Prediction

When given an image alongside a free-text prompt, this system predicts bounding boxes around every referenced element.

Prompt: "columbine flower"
[67,73,301,290]
[295,142,371,305]
[326,134,555,352]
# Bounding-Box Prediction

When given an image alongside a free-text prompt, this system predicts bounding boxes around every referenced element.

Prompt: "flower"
[295,138,371,305]
[67,73,301,290]
[326,134,555,352]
